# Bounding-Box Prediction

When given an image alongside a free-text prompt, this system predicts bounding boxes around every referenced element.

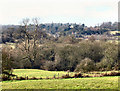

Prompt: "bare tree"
[17,18,33,68]
[17,18,41,68]
[32,18,40,66]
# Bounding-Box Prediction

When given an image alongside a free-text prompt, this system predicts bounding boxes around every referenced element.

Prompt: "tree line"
[2,38,120,73]
[1,21,118,43]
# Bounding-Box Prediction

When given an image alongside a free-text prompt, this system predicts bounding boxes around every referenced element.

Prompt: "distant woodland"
[1,21,119,43]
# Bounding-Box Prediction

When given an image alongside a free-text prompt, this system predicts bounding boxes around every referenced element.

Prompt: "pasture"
[12,69,119,78]
[2,69,120,90]
[12,69,74,78]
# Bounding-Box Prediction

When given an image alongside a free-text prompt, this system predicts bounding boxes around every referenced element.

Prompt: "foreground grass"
[2,77,119,89]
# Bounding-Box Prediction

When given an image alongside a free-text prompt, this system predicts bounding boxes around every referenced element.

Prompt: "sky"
[0,0,119,26]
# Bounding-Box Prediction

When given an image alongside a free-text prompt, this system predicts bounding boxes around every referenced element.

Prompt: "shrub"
[30,77,38,80]
[75,58,96,72]
[16,77,26,80]
[73,73,83,78]
[101,72,120,76]
[2,74,11,81]
[55,46,80,71]
[61,74,72,79]
[2,47,14,74]
[43,61,55,71]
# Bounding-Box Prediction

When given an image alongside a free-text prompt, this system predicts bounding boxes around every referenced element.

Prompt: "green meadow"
[2,69,120,90]
[12,69,74,78]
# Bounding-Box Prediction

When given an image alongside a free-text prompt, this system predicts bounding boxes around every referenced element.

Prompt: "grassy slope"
[2,69,120,89]
[2,77,119,89]
[12,69,74,78]
[12,69,119,78]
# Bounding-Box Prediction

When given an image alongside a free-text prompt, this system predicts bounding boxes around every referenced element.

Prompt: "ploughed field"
[2,69,120,89]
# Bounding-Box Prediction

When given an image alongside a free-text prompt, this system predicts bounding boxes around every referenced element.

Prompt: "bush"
[2,74,11,81]
[16,76,26,80]
[43,61,55,71]
[75,58,96,72]
[2,47,14,72]
[101,72,120,76]
[73,73,83,78]
[54,46,80,71]
[30,77,38,80]
[97,43,119,71]
[61,74,72,79]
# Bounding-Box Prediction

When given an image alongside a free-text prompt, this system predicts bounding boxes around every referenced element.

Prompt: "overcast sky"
[0,0,119,26]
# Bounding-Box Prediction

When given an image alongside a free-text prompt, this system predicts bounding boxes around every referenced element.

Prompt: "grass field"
[12,69,74,78]
[12,69,119,78]
[2,69,120,90]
